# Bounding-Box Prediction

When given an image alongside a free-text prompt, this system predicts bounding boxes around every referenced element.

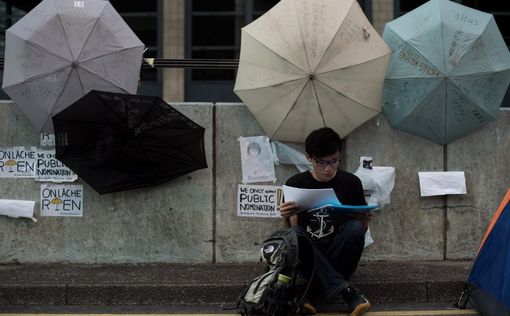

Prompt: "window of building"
[461,1,510,46]
[0,0,161,99]
[108,0,161,96]
[394,1,510,50]
[358,0,373,21]
[186,0,373,102]
[0,1,35,99]
[395,0,429,14]
[394,0,510,107]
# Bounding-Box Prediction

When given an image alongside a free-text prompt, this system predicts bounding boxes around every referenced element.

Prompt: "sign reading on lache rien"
[40,184,83,217]
[0,147,37,178]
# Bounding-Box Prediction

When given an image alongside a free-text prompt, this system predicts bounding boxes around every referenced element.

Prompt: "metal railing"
[0,58,240,69]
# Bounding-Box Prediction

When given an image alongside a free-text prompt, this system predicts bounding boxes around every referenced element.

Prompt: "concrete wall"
[0,101,509,263]
[214,104,298,262]
[345,111,510,261]
[0,102,214,263]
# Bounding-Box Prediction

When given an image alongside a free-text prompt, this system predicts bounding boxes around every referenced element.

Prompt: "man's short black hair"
[305,127,342,158]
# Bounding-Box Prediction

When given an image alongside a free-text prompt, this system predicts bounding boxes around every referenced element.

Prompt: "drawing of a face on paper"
[247,142,261,157]
[239,136,276,183]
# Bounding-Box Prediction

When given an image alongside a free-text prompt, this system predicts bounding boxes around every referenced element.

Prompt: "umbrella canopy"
[52,91,208,195]
[382,0,510,145]
[2,0,144,132]
[234,0,391,143]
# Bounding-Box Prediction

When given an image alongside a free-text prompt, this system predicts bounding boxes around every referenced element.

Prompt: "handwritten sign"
[40,133,55,147]
[239,136,276,183]
[237,184,282,218]
[40,184,83,217]
[0,147,37,178]
[455,13,479,26]
[35,150,78,183]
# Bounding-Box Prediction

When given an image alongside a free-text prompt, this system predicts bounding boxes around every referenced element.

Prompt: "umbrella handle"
[362,26,370,39]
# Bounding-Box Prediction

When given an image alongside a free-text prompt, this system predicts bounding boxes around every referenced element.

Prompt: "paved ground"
[0,307,480,316]
[0,260,475,314]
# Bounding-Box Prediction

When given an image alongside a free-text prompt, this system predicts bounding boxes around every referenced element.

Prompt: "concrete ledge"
[67,285,242,306]
[0,261,471,306]
[0,285,67,305]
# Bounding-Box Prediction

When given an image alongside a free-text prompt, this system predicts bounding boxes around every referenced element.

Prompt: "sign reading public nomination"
[0,147,37,178]
[40,184,83,217]
[35,150,78,182]
[237,184,282,218]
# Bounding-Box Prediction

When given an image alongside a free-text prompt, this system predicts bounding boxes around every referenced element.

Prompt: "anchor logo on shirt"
[307,209,334,239]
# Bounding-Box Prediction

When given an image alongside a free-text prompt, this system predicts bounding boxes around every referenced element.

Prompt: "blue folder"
[304,203,378,214]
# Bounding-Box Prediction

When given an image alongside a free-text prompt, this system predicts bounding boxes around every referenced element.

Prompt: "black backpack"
[238,227,316,316]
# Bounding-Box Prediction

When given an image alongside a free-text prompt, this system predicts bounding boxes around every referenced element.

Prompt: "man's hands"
[280,201,374,229]
[349,212,374,231]
[279,201,299,227]
[279,201,298,218]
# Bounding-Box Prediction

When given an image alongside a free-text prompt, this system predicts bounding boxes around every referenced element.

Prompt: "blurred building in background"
[0,0,508,104]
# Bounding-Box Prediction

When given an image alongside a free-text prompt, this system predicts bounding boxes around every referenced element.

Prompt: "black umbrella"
[52,90,207,194]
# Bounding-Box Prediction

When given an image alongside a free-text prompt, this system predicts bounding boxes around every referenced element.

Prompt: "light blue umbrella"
[382,0,510,145]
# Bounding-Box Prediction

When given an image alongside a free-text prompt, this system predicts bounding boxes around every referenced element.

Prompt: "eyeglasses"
[314,158,340,168]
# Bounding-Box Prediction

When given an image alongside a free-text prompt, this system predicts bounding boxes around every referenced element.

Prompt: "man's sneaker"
[341,285,371,316]
[301,300,317,315]
[298,300,317,315]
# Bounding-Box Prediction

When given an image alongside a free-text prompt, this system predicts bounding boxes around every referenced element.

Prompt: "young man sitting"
[279,127,372,316]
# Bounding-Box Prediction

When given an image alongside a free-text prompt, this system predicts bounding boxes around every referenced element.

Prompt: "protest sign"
[40,184,83,217]
[0,147,37,178]
[35,150,78,182]
[237,184,281,218]
[40,133,55,147]
[239,136,276,183]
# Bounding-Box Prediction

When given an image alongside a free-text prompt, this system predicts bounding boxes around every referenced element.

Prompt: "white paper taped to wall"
[0,199,37,222]
[418,171,466,197]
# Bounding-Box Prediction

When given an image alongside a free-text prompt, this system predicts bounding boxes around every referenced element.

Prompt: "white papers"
[282,185,377,213]
[0,199,36,222]
[283,185,339,211]
[418,171,466,197]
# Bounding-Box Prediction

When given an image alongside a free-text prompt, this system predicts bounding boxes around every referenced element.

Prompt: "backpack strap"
[290,226,318,308]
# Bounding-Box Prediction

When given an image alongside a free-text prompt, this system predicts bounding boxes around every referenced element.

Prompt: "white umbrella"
[234,0,392,142]
[2,0,144,132]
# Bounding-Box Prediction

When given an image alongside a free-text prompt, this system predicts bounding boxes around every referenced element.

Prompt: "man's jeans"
[298,218,366,298]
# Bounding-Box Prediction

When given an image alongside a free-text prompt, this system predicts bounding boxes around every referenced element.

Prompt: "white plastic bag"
[270,141,311,172]
[354,158,395,209]
[364,227,374,248]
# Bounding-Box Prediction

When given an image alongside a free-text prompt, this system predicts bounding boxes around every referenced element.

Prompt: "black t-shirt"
[285,170,366,240]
